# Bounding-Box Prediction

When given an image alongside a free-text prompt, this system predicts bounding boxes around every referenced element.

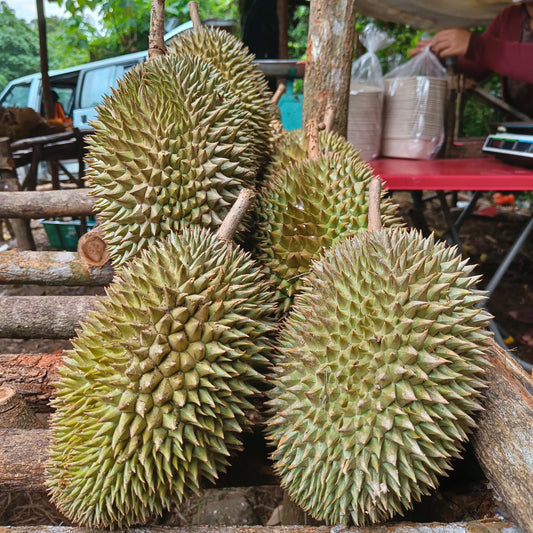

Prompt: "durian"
[46,226,277,529]
[266,225,492,525]
[254,132,403,315]
[168,26,276,166]
[86,53,260,268]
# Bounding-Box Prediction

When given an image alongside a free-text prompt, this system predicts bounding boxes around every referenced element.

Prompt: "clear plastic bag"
[347,24,393,161]
[382,47,449,160]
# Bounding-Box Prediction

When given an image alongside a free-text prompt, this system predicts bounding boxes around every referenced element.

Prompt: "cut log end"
[0,386,42,429]
[77,229,110,267]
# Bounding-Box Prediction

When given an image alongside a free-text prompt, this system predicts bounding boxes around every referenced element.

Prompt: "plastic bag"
[347,24,393,161]
[381,46,449,160]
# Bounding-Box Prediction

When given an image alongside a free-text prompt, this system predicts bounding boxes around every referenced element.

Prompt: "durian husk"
[266,228,492,525]
[254,150,404,315]
[46,227,277,529]
[86,54,259,268]
[168,27,277,166]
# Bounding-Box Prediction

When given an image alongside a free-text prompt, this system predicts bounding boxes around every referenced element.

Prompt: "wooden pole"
[36,0,53,121]
[0,138,35,250]
[0,295,98,338]
[302,0,357,136]
[189,1,202,31]
[0,188,94,219]
[0,352,63,413]
[0,250,113,285]
[148,0,166,60]
[471,339,533,533]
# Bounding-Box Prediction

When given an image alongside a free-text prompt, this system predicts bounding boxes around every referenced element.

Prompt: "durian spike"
[271,82,287,105]
[367,177,383,232]
[306,119,320,159]
[148,0,166,60]
[188,1,202,31]
[216,188,256,242]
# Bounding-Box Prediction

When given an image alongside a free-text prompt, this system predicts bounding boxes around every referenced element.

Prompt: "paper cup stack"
[381,76,448,160]
[347,84,384,161]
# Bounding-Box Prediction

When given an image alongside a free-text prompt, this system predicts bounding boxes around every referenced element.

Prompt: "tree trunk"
[0,352,64,413]
[0,188,94,219]
[0,428,49,491]
[0,250,113,285]
[0,386,42,429]
[36,0,53,121]
[471,339,533,533]
[302,0,357,136]
[0,137,35,250]
[0,295,98,338]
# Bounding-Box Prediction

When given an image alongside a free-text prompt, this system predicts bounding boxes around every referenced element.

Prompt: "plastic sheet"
[347,24,392,161]
[381,47,448,160]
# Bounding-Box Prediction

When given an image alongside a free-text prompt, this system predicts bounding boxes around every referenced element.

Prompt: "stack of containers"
[347,24,392,161]
[381,47,449,160]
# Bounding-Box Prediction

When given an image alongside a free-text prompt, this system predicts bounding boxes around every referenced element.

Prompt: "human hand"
[430,28,472,58]
[408,39,432,57]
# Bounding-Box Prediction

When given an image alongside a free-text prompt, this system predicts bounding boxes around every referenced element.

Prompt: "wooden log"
[0,352,64,412]
[0,249,113,285]
[471,339,533,533]
[0,295,98,338]
[302,0,357,136]
[0,137,35,249]
[0,428,49,491]
[0,386,42,428]
[77,229,110,267]
[0,188,94,219]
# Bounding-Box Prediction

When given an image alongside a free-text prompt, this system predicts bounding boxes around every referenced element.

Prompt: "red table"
[369,156,533,191]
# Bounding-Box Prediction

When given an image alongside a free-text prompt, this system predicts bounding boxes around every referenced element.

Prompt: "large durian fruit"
[254,131,403,315]
[266,227,492,525]
[167,26,276,166]
[86,53,262,268]
[46,226,277,529]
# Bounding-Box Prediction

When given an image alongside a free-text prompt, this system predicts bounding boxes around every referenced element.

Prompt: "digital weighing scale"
[482,122,533,168]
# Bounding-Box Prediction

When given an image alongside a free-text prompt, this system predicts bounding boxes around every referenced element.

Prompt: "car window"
[0,83,32,107]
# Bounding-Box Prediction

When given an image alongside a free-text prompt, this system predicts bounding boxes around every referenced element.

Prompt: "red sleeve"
[460,5,533,84]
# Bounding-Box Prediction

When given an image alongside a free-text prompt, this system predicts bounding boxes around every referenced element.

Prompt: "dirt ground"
[1,190,531,527]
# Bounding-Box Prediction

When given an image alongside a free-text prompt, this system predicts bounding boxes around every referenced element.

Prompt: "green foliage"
[0,2,39,91]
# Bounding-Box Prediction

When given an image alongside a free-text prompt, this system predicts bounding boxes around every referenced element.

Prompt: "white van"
[0,19,303,132]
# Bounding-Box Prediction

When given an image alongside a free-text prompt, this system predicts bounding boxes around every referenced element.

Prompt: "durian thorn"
[188,1,202,31]
[271,82,286,105]
[305,119,320,159]
[367,177,383,232]
[216,188,256,242]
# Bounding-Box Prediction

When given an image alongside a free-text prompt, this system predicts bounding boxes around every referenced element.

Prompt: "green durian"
[86,53,259,268]
[168,27,276,166]
[254,151,403,315]
[46,227,277,529]
[266,228,492,525]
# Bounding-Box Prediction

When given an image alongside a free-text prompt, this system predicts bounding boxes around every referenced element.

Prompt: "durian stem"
[367,177,383,232]
[271,82,286,105]
[306,119,320,159]
[148,0,167,60]
[216,188,256,243]
[188,1,202,31]
[320,104,337,133]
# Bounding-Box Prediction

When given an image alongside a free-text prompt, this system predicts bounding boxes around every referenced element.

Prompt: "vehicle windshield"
[1,82,32,107]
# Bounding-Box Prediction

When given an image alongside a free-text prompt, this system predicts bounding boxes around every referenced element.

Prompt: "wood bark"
[0,428,49,491]
[0,386,42,428]
[302,0,357,136]
[148,0,167,60]
[0,249,113,285]
[472,339,533,533]
[0,352,63,413]
[0,138,35,249]
[0,188,94,219]
[0,295,98,338]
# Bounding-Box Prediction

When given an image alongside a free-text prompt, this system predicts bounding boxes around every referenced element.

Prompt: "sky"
[4,0,68,22]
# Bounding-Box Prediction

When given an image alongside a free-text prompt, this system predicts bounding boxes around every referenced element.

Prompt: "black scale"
[482,122,533,168]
